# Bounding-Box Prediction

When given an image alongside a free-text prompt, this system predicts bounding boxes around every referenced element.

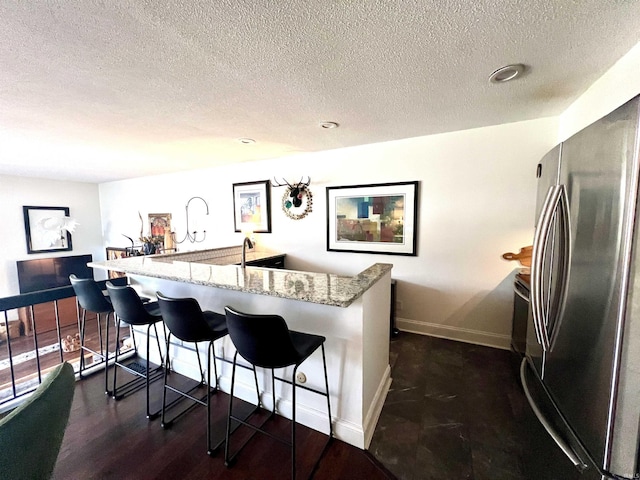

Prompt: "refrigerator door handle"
[548,185,571,350]
[520,358,587,469]
[531,187,554,347]
[532,185,563,351]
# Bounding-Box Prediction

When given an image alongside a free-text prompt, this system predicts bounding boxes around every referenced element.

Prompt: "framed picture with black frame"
[232,180,272,233]
[326,181,419,255]
[23,205,74,254]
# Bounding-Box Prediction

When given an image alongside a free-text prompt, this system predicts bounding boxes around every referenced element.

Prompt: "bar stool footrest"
[161,382,215,426]
[111,365,164,399]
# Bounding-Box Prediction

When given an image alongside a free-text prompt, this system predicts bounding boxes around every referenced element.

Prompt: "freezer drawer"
[520,359,601,480]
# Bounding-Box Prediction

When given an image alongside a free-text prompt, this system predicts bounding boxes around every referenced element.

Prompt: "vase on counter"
[143,241,156,255]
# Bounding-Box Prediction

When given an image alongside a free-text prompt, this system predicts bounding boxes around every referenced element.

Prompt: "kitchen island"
[89,246,392,449]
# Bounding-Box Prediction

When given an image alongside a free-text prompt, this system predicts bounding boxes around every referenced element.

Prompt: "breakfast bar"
[89,247,393,449]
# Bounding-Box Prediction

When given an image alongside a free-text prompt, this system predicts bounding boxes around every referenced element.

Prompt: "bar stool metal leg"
[78,310,87,380]
[104,312,110,394]
[224,353,238,466]
[321,345,333,438]
[292,365,298,480]
[224,353,264,468]
[160,332,172,429]
[77,308,111,395]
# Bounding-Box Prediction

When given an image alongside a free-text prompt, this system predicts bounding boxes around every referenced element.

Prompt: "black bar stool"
[156,291,229,455]
[105,282,165,419]
[223,306,333,480]
[69,274,113,394]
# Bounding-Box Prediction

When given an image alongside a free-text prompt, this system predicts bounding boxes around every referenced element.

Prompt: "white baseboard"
[218,371,371,448]
[139,336,392,450]
[363,364,392,449]
[396,317,511,350]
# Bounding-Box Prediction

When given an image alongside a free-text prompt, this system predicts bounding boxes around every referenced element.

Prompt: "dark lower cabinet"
[245,255,285,269]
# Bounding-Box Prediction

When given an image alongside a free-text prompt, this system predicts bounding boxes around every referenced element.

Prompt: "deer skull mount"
[271,177,313,220]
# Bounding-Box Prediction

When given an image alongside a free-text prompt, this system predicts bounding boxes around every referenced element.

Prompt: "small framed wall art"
[148,213,172,246]
[326,181,419,255]
[232,180,272,233]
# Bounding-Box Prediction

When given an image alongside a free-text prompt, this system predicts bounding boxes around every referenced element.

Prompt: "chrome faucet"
[241,237,254,268]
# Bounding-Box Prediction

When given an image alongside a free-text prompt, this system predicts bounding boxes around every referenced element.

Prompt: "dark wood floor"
[52,362,396,480]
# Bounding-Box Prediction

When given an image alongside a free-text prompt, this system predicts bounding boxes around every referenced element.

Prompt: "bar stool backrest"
[70,274,112,314]
[224,306,300,369]
[156,291,217,342]
[105,282,153,326]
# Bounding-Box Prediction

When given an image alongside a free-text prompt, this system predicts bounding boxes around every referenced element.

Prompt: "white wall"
[99,115,559,349]
[0,175,104,298]
[560,40,640,140]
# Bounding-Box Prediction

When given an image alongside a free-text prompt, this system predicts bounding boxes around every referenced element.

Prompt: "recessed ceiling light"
[237,138,256,144]
[489,64,526,83]
[319,121,339,129]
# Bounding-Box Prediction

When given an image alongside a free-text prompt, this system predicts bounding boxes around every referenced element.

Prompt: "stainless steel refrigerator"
[522,95,640,480]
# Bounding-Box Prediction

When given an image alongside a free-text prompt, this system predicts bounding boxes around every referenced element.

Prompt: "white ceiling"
[1,1,639,183]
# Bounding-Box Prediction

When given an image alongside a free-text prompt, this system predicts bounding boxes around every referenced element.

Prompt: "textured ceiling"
[1,0,640,183]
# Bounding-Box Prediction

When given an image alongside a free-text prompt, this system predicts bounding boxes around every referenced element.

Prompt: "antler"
[271,176,311,188]
[299,176,311,187]
[271,177,292,188]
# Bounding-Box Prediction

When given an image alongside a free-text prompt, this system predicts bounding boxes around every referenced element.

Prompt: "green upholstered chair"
[0,362,75,479]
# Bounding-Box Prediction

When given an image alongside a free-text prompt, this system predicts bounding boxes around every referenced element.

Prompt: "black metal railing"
[0,277,127,409]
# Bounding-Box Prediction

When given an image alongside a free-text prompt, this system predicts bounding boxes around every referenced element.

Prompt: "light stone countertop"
[89,247,392,307]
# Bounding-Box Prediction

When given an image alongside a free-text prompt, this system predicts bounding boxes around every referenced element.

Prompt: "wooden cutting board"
[502,245,532,267]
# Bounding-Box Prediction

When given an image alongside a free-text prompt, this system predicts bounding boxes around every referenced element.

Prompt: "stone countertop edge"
[89,256,393,308]
[154,247,285,265]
